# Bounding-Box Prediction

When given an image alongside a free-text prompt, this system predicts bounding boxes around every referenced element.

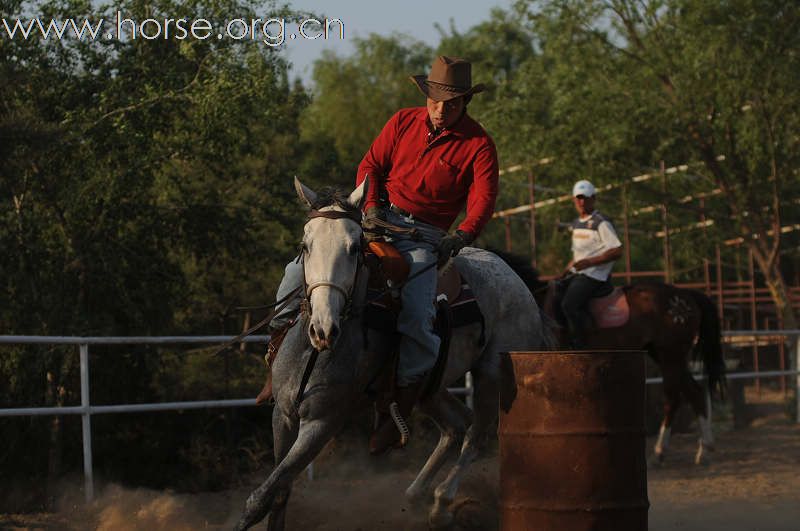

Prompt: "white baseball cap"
[572,180,596,197]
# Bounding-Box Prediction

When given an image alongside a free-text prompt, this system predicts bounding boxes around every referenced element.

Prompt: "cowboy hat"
[410,56,486,102]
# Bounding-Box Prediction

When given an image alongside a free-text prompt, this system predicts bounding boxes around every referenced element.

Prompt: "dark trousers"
[560,274,611,347]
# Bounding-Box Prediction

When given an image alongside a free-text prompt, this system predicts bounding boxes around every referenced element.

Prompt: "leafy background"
[1,0,798,510]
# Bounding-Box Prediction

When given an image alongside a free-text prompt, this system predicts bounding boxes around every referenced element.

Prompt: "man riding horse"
[256,55,499,455]
[560,180,623,348]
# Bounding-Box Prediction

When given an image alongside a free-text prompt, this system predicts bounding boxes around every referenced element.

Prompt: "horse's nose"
[309,323,324,344]
[328,324,339,342]
[309,322,338,350]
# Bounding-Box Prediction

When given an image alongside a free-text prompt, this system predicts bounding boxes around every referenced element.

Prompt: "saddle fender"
[368,240,409,286]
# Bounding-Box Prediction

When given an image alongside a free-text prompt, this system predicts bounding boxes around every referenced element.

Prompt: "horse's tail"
[686,289,727,399]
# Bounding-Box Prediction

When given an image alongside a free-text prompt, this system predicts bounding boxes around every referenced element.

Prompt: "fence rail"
[1,332,798,502]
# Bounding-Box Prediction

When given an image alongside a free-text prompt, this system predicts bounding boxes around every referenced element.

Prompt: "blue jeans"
[271,210,445,386]
[270,260,304,330]
[384,210,446,386]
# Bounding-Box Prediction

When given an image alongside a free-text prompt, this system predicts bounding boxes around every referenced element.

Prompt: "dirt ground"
[3,410,799,531]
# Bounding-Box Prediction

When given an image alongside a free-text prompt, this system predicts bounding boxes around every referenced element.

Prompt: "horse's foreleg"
[429,369,497,528]
[235,417,340,531]
[266,410,299,531]
[405,390,471,503]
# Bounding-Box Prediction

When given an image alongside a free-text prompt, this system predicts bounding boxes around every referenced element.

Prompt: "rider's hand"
[573,259,591,271]
[362,206,384,239]
[437,230,473,265]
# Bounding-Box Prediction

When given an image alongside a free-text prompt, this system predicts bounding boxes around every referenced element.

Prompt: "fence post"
[528,171,537,268]
[715,245,724,322]
[660,160,672,284]
[748,250,759,394]
[622,183,632,285]
[80,344,94,502]
[795,334,800,424]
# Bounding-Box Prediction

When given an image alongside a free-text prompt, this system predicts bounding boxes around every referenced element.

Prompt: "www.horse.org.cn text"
[1,13,345,47]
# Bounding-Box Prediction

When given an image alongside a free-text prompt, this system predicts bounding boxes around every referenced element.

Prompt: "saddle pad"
[589,287,630,328]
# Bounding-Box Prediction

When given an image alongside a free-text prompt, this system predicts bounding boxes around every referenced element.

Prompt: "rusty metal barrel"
[499,350,649,531]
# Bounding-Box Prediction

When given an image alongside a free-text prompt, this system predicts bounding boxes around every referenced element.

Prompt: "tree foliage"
[498,0,800,326]
[1,0,314,501]
[2,0,799,506]
[299,33,432,184]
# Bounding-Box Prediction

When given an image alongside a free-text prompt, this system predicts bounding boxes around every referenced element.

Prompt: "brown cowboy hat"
[410,56,486,102]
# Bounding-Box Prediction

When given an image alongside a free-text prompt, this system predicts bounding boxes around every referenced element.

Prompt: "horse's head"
[294,177,368,351]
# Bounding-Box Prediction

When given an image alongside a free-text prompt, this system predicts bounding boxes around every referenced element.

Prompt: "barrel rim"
[506,349,648,356]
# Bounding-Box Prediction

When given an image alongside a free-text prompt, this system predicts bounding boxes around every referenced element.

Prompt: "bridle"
[300,208,366,320]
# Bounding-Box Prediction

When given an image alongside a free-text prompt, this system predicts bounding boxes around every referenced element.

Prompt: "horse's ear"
[348,177,369,210]
[294,176,317,208]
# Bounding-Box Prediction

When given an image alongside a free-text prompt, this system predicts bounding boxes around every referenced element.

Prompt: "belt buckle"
[391,204,413,222]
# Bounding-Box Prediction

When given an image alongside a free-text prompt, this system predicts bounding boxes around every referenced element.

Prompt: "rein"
[212,285,303,356]
[365,217,424,241]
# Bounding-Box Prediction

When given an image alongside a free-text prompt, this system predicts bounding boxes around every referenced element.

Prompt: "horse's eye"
[300,241,309,253]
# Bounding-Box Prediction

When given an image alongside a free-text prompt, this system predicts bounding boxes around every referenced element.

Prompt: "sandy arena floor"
[3,412,799,531]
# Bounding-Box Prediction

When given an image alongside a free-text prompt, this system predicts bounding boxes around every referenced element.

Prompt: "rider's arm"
[457,140,499,238]
[574,221,622,270]
[356,111,402,211]
[574,246,622,270]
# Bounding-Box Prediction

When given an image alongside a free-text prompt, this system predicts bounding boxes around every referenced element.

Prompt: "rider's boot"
[566,309,591,349]
[369,380,425,455]
[255,323,292,405]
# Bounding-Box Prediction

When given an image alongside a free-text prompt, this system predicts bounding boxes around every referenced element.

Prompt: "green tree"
[0,0,313,496]
[300,33,433,183]
[435,8,538,121]
[499,0,799,328]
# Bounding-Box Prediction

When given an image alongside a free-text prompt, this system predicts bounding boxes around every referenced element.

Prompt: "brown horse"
[493,250,726,465]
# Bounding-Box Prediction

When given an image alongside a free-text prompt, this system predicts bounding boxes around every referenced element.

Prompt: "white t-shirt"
[570,210,622,281]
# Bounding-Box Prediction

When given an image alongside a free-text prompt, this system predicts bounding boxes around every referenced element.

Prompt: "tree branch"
[83,52,211,131]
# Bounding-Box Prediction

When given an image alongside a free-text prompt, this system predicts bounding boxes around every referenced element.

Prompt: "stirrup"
[389,401,410,447]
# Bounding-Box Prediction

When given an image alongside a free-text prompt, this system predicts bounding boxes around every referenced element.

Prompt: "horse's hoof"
[693,438,716,466]
[647,452,664,468]
[429,508,454,529]
[405,485,427,505]
[694,445,713,466]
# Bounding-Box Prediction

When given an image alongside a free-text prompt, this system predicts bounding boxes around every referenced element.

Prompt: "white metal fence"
[1,331,798,502]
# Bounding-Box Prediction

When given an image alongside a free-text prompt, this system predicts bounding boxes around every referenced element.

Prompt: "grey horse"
[234,178,552,530]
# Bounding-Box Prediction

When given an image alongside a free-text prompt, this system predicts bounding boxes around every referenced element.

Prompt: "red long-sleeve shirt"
[356,107,499,237]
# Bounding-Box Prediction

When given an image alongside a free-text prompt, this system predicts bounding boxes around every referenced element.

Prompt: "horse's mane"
[489,249,548,295]
[309,187,359,212]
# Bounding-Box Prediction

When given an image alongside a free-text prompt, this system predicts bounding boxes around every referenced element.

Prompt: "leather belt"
[388,204,436,227]
[389,203,414,218]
